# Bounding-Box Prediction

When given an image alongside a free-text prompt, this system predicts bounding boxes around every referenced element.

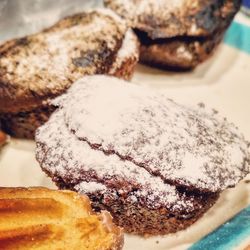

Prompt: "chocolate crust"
[86,191,219,236]
[111,55,139,80]
[105,0,240,70]
[137,30,224,70]
[109,29,140,80]
[52,177,219,236]
[0,105,55,139]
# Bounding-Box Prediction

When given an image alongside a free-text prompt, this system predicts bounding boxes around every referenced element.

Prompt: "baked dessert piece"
[0,187,123,250]
[137,29,224,70]
[0,131,7,148]
[0,9,139,139]
[104,0,241,70]
[36,75,250,236]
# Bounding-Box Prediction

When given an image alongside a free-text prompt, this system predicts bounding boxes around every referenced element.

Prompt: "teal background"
[189,205,250,250]
[224,22,250,54]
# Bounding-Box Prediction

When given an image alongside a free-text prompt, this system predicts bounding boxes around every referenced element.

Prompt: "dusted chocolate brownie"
[137,29,224,71]
[104,0,241,70]
[0,9,139,139]
[36,75,250,236]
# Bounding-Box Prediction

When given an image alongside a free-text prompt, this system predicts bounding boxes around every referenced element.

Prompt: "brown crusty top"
[0,9,127,113]
[104,0,241,39]
[36,76,250,213]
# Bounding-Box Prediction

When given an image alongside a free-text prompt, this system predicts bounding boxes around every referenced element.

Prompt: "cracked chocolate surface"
[36,76,250,215]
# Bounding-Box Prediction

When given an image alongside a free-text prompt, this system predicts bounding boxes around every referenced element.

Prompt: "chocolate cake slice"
[35,75,250,236]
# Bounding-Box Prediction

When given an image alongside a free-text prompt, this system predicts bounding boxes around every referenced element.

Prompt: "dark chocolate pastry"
[104,0,241,70]
[35,75,250,236]
[0,9,139,139]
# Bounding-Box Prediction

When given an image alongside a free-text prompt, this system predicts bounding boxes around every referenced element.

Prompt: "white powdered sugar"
[176,46,193,61]
[104,0,233,39]
[75,181,107,193]
[104,0,185,23]
[36,110,195,212]
[50,75,250,193]
[136,0,185,18]
[96,7,127,25]
[104,0,188,38]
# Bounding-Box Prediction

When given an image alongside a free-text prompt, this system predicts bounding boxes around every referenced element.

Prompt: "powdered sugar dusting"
[36,110,196,212]
[137,0,185,18]
[97,7,127,24]
[176,46,193,61]
[0,9,127,95]
[75,181,107,193]
[104,0,189,38]
[105,0,235,39]
[105,0,185,23]
[52,75,250,193]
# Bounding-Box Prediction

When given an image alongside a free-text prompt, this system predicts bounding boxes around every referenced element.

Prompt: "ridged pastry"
[0,187,123,250]
[35,75,250,236]
[0,9,139,139]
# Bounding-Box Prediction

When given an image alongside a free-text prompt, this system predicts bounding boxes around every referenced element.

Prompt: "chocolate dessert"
[104,0,241,70]
[0,9,139,138]
[36,75,250,236]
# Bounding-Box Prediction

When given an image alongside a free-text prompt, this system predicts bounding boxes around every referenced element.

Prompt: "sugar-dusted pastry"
[104,0,241,70]
[0,9,139,139]
[36,75,250,236]
[0,187,123,250]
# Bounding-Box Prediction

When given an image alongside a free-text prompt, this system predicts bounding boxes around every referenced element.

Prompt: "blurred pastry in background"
[0,131,7,148]
[105,0,241,70]
[0,187,123,250]
[36,75,250,236]
[0,9,139,139]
